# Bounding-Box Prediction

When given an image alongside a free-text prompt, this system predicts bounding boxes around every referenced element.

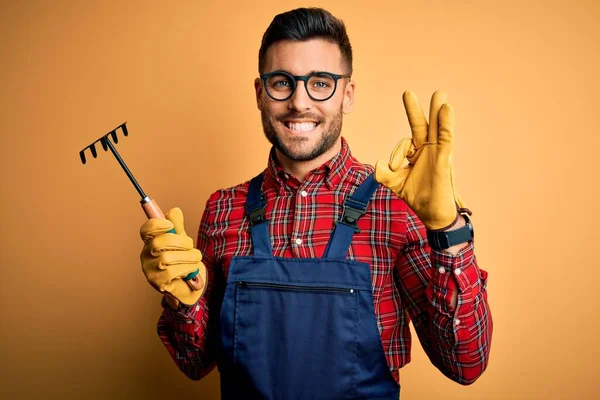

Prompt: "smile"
[283,121,320,133]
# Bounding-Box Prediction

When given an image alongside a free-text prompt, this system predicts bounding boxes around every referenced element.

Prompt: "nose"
[288,80,312,112]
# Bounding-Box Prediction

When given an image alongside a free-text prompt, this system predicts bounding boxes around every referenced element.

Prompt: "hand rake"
[79,122,200,284]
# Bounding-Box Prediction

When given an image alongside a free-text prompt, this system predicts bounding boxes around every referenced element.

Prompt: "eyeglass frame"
[259,70,352,102]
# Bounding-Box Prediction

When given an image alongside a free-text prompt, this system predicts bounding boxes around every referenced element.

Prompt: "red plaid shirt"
[157,137,492,385]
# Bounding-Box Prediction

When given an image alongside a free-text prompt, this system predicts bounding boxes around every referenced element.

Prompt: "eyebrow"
[276,70,330,76]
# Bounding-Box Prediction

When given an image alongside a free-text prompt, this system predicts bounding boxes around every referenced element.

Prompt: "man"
[140,7,492,399]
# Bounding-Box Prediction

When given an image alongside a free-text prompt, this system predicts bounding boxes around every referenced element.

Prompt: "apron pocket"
[233,281,359,399]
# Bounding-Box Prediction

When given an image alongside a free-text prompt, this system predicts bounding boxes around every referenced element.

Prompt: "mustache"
[276,111,322,122]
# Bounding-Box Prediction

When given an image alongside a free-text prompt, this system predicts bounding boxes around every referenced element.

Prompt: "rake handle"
[141,198,169,220]
[141,198,204,292]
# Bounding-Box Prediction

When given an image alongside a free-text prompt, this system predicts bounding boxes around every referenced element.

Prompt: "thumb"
[166,207,187,236]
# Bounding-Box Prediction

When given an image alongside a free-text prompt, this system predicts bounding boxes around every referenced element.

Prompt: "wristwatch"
[426,214,474,250]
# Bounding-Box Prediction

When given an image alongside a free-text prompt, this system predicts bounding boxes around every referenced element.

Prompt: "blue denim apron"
[219,172,400,400]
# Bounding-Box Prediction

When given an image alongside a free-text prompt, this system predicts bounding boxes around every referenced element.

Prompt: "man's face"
[255,39,355,162]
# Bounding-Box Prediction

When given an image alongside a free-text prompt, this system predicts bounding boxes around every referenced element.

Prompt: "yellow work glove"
[140,207,206,306]
[375,90,471,231]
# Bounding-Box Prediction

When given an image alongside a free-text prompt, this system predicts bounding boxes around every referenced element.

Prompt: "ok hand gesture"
[375,90,470,230]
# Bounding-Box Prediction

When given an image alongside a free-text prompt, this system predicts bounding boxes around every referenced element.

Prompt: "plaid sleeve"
[156,196,223,381]
[395,206,493,385]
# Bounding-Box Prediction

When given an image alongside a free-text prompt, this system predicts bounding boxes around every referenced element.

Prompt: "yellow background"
[1,0,598,399]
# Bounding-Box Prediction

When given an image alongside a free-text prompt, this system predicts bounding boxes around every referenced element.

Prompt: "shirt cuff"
[161,297,202,325]
[427,241,481,315]
[432,241,476,293]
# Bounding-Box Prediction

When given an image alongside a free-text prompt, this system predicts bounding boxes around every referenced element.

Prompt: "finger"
[438,103,455,160]
[406,143,428,166]
[374,160,396,186]
[374,159,411,194]
[149,234,195,255]
[143,258,204,291]
[143,261,192,291]
[163,264,203,286]
[166,207,186,236]
[140,218,175,242]
[388,138,414,170]
[163,263,204,288]
[402,90,428,147]
[428,91,447,143]
[158,248,203,269]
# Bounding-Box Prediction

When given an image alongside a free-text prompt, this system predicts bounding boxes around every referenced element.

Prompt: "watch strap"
[426,214,473,250]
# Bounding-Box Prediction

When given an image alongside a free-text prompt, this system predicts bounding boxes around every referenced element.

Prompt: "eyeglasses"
[260,70,352,102]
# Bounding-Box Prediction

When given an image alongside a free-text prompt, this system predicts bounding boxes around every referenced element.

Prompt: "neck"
[275,139,342,182]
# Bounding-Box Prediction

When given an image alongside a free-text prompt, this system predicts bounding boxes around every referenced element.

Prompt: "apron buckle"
[247,196,267,226]
[336,201,367,232]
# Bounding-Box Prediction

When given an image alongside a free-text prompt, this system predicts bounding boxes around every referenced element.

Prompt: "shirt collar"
[265,137,354,193]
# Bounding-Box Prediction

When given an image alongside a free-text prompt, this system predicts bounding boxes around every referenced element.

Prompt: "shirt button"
[186,320,193,324]
[300,190,308,197]
[454,318,461,326]
[438,267,445,274]
[295,238,303,245]
[195,304,200,312]
[454,268,462,276]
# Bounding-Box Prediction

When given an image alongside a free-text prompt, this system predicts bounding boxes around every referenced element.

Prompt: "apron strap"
[246,172,272,256]
[323,173,380,259]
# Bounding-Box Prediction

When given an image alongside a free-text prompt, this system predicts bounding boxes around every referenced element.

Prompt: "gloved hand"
[140,207,206,307]
[375,90,470,230]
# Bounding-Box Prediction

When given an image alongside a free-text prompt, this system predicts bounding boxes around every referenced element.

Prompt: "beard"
[261,106,343,162]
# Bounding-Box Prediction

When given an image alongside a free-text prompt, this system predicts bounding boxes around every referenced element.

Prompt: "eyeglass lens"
[265,73,337,100]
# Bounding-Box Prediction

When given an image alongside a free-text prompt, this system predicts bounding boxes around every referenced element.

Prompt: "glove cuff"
[428,212,460,232]
[427,203,472,232]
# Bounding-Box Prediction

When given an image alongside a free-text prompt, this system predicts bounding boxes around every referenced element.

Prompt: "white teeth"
[286,122,317,132]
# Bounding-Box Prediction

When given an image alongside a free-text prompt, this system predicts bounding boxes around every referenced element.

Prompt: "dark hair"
[258,8,353,74]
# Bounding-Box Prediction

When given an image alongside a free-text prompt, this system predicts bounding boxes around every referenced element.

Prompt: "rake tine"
[79,122,128,165]
[90,143,98,159]
[79,122,147,199]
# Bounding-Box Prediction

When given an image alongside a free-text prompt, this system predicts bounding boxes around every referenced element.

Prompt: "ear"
[342,79,355,114]
[254,78,263,111]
